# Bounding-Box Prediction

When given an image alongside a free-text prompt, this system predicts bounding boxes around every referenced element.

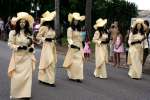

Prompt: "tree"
[93,0,138,35]
[85,0,93,38]
[55,0,61,45]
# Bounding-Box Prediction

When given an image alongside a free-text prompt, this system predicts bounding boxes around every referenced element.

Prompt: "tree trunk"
[55,0,61,45]
[85,0,92,39]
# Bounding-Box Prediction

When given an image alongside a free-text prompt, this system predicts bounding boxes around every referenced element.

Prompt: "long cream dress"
[37,26,57,84]
[93,31,109,78]
[8,30,36,98]
[63,27,84,80]
[128,33,144,79]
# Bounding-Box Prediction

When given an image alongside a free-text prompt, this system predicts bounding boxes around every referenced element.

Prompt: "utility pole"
[55,0,61,45]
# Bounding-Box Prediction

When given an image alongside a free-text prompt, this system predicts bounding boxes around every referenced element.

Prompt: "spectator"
[143,20,150,66]
[80,26,86,47]
[4,16,11,41]
[0,17,4,40]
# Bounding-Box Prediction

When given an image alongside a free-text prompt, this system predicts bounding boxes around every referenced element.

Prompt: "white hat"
[94,18,107,30]
[68,12,85,23]
[40,11,56,25]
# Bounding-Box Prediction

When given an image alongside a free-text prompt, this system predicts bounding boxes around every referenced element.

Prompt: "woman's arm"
[8,30,19,51]
[36,26,48,43]
[67,28,74,45]
[92,31,101,45]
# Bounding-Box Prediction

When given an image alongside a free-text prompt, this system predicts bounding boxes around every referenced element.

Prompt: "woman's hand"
[28,47,34,53]
[17,46,27,50]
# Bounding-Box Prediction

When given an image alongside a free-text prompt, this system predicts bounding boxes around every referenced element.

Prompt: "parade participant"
[8,12,36,99]
[93,18,109,79]
[37,11,57,87]
[128,18,145,79]
[63,12,85,82]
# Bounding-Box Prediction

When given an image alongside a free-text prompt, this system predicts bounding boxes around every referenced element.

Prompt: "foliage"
[0,0,138,37]
[93,0,138,35]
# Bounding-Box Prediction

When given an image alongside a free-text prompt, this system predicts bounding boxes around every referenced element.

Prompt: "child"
[84,35,91,58]
[114,33,124,67]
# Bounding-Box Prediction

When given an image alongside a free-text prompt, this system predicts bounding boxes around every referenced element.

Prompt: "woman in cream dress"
[8,12,36,99]
[63,12,85,82]
[93,18,109,79]
[128,19,145,79]
[37,11,57,87]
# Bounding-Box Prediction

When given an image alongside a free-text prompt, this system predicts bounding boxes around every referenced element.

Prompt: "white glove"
[68,39,74,45]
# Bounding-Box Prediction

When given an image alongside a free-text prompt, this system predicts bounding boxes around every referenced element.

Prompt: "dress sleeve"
[67,27,74,45]
[36,26,48,43]
[8,30,19,51]
[128,32,133,45]
[92,31,101,44]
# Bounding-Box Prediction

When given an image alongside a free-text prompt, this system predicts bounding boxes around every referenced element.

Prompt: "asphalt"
[0,41,150,100]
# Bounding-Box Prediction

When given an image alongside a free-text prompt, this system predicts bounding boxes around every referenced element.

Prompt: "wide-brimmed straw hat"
[68,12,85,23]
[40,10,56,25]
[132,18,146,28]
[16,12,34,27]
[94,18,107,30]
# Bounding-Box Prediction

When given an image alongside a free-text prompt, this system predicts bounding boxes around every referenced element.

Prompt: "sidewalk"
[56,45,150,74]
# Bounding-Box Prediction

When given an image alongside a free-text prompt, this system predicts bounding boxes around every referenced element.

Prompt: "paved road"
[0,41,150,100]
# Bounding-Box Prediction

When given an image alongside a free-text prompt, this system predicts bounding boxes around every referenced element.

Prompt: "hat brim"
[40,18,53,25]
[133,22,146,29]
[132,18,146,29]
[40,11,56,25]
[68,12,85,23]
[16,13,34,28]
[94,20,107,30]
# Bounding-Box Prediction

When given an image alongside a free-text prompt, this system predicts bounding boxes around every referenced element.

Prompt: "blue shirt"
[80,31,86,41]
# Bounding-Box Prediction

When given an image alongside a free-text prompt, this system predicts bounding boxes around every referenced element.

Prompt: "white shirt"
[148,33,150,48]
[0,20,4,31]
[142,34,149,49]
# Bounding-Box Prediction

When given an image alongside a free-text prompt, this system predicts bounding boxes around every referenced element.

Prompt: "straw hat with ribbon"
[68,12,85,23]
[132,18,146,29]
[40,10,56,25]
[94,18,107,30]
[16,12,34,28]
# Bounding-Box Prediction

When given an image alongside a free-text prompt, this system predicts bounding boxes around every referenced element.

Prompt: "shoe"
[76,79,82,83]
[21,97,31,100]
[49,84,56,87]
[39,80,55,87]
[68,79,76,82]
[132,78,141,80]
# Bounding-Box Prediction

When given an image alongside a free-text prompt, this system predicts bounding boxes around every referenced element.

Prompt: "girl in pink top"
[114,33,124,67]
[84,36,91,58]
